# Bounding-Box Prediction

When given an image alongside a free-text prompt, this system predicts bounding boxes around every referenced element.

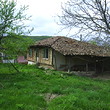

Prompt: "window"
[43,48,48,58]
[36,49,39,57]
[29,49,32,57]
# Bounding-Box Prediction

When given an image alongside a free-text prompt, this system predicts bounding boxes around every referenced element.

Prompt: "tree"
[59,0,110,41]
[0,0,33,57]
[89,37,110,47]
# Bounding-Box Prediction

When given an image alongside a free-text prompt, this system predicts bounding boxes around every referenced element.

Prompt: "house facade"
[27,36,110,73]
[0,52,16,63]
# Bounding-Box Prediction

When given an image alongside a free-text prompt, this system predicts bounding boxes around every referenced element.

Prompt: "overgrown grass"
[0,63,110,110]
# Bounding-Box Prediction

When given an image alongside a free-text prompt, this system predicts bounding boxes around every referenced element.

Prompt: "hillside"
[0,64,110,110]
[29,36,52,42]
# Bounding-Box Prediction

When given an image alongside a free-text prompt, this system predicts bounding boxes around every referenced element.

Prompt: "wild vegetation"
[0,0,33,58]
[29,36,52,42]
[0,63,110,110]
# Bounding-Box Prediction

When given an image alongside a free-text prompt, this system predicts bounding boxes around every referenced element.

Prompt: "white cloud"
[16,0,68,36]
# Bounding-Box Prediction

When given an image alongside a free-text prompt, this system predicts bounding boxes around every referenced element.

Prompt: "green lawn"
[0,63,110,110]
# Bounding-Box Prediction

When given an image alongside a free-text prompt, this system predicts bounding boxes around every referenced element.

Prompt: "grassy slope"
[29,36,52,42]
[0,63,110,110]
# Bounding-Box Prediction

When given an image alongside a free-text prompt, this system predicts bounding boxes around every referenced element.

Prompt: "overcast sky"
[17,0,69,36]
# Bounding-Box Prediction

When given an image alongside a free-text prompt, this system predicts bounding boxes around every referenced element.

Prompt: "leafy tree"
[1,33,33,57]
[59,0,110,41]
[0,0,33,57]
[89,37,110,47]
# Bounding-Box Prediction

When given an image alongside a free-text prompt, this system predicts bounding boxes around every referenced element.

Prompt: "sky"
[17,0,69,36]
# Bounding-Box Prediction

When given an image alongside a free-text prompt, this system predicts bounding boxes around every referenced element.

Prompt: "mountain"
[29,36,52,42]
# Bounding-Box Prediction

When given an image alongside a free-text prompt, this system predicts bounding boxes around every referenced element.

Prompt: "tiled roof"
[31,36,110,57]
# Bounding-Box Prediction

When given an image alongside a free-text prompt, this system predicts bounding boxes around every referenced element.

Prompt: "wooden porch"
[58,55,110,74]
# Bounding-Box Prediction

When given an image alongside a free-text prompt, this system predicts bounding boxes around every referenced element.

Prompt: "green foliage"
[1,33,33,57]
[0,0,33,36]
[0,0,33,56]
[48,94,77,110]
[89,37,110,47]
[0,63,110,110]
[29,36,52,42]
[89,41,97,45]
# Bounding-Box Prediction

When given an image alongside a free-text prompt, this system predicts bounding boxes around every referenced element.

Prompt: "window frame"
[29,48,33,57]
[43,48,49,59]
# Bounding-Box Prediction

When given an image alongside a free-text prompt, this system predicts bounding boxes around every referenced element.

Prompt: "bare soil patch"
[45,93,61,102]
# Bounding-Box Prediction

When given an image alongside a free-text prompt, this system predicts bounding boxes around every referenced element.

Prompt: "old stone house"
[27,36,110,73]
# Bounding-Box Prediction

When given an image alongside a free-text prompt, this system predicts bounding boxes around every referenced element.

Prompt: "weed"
[0,63,110,110]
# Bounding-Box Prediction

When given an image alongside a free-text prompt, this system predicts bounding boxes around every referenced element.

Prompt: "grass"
[0,63,110,110]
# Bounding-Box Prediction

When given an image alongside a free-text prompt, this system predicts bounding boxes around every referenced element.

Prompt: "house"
[27,36,110,73]
[0,52,16,63]
[0,52,27,64]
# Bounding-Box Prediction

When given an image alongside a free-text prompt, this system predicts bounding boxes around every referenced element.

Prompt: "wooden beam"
[53,50,57,70]
[86,63,88,73]
[68,56,71,73]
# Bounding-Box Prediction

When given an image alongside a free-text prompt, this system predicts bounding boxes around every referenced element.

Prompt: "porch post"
[101,61,104,73]
[68,56,71,73]
[95,60,98,74]
[86,63,88,73]
[53,50,57,70]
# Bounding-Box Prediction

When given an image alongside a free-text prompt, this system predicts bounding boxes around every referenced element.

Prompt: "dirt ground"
[93,73,110,80]
[72,71,110,80]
